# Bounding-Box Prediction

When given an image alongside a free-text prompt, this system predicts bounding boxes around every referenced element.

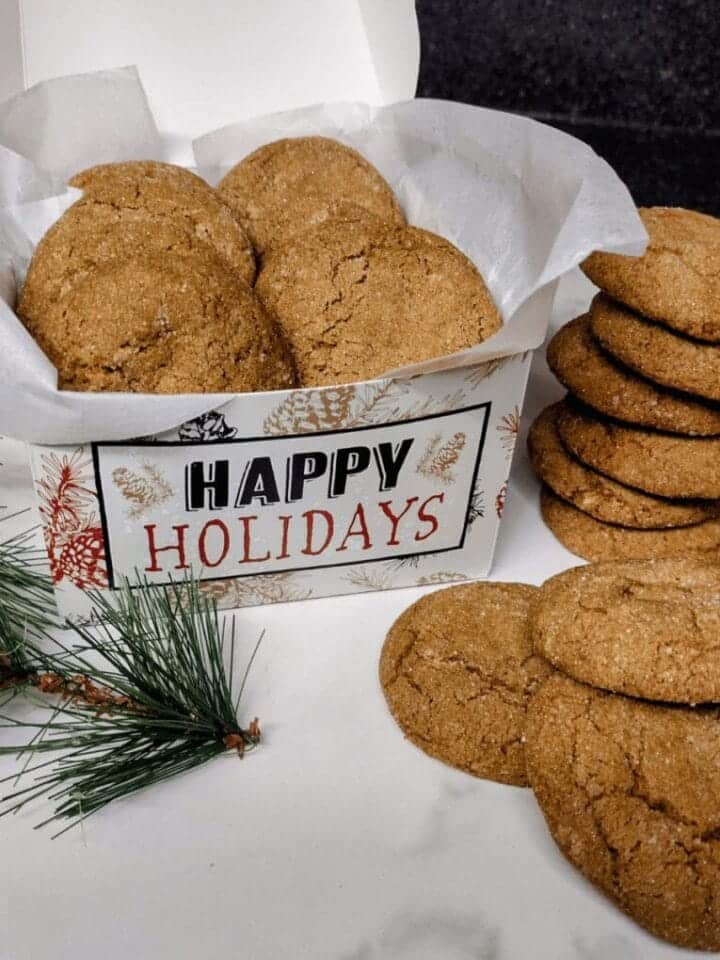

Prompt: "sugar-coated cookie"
[380,582,551,787]
[582,206,720,342]
[589,294,720,404]
[540,487,720,561]
[531,558,720,703]
[256,220,501,386]
[527,403,718,528]
[26,253,295,394]
[526,673,720,950]
[218,136,404,255]
[548,313,720,435]
[556,401,720,499]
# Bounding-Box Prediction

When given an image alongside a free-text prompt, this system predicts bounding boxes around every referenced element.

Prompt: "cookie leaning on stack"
[529,206,720,561]
[526,558,720,951]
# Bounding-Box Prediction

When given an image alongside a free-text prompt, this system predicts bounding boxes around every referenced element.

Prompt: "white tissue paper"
[0,66,646,445]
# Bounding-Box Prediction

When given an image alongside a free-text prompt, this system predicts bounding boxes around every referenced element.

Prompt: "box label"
[93,403,491,588]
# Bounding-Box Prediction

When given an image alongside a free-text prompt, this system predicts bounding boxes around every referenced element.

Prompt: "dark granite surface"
[416,0,719,213]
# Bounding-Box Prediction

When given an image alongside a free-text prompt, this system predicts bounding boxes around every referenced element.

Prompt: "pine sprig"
[0,576,262,836]
[0,514,57,684]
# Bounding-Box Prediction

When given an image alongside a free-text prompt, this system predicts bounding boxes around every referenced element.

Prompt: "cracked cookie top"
[582,206,720,342]
[256,220,502,387]
[69,160,216,199]
[217,136,405,256]
[527,403,719,529]
[539,487,720,563]
[589,293,720,404]
[531,558,720,703]
[19,180,255,330]
[26,252,296,394]
[547,313,720,436]
[526,672,720,950]
[379,581,551,786]
[556,399,720,499]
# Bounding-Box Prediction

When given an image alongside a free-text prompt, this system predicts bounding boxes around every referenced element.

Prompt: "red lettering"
[198,519,230,568]
[378,497,418,546]
[415,493,445,542]
[144,524,190,573]
[337,503,372,552]
[276,515,292,560]
[302,509,334,556]
[238,516,271,563]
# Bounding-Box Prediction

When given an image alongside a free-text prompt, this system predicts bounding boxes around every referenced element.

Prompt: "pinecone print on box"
[36,450,108,589]
[112,463,174,519]
[497,405,520,459]
[263,387,357,435]
[200,572,312,607]
[178,411,238,442]
[415,571,469,586]
[416,432,466,484]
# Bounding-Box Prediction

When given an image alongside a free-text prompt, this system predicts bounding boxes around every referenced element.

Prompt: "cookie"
[582,206,720,342]
[528,404,718,528]
[532,559,720,703]
[26,253,296,394]
[540,487,720,562]
[256,220,502,386]
[69,160,215,198]
[556,401,720,499]
[218,136,405,256]
[526,673,720,950]
[19,192,256,328]
[590,294,720,404]
[379,582,551,787]
[547,313,720,435]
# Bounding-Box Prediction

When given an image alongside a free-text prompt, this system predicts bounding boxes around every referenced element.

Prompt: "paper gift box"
[0,1,645,619]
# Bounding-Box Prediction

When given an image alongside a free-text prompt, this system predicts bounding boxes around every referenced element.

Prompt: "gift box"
[0,1,645,619]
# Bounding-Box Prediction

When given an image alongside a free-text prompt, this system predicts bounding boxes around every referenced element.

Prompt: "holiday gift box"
[0,2,645,620]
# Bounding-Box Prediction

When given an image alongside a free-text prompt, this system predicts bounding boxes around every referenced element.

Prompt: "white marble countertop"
[0,270,708,960]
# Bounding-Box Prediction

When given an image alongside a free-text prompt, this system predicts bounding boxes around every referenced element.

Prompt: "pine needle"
[0,575,262,835]
[0,512,57,683]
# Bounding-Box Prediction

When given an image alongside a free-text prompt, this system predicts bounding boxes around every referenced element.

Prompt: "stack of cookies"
[528,206,720,561]
[379,559,720,950]
[528,558,720,952]
[17,137,502,395]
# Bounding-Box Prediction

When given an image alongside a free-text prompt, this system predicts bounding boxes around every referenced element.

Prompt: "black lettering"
[185,460,229,511]
[329,446,371,497]
[374,439,414,491]
[287,451,328,502]
[235,457,280,507]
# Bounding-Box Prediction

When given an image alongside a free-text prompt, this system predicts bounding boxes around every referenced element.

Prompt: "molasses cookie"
[218,136,404,255]
[590,294,720,404]
[582,206,720,342]
[527,404,718,528]
[547,313,720,435]
[379,582,551,787]
[27,252,295,394]
[532,559,720,703]
[256,220,502,386]
[540,487,720,562]
[526,673,720,950]
[556,401,720,499]
[19,192,256,327]
[69,160,215,198]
